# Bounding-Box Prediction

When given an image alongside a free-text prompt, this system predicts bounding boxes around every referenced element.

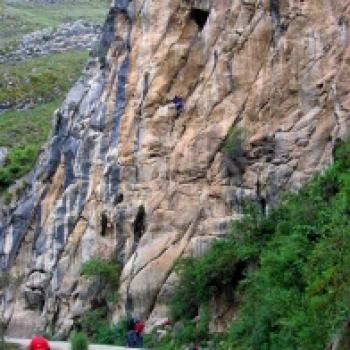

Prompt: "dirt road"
[6,337,142,350]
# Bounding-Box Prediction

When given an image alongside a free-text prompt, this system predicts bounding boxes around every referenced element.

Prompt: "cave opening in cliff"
[133,205,146,243]
[101,213,108,237]
[190,8,209,31]
[115,193,124,205]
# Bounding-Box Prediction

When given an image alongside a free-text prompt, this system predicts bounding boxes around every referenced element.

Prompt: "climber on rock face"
[171,95,184,116]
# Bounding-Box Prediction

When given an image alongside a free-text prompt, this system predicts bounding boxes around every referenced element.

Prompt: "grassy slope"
[156,140,350,350]
[0,0,109,193]
[0,99,59,149]
[0,0,109,49]
[0,101,59,192]
[0,50,88,105]
[0,49,90,192]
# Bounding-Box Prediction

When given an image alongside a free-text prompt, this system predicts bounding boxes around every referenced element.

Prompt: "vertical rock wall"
[1,0,350,336]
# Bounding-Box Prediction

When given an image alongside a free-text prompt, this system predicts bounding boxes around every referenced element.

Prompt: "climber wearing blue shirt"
[171,95,184,116]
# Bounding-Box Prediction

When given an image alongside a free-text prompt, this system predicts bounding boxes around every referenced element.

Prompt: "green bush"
[70,332,88,350]
[0,145,38,191]
[160,139,350,350]
[80,310,128,346]
[0,100,61,193]
[113,318,129,346]
[95,325,116,345]
[169,203,267,324]
[222,142,350,350]
[81,308,108,339]
[3,191,12,205]
[81,257,121,290]
[80,259,122,345]
[222,126,244,158]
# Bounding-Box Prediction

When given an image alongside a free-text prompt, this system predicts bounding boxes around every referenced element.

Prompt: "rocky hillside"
[1,0,350,339]
[0,0,108,207]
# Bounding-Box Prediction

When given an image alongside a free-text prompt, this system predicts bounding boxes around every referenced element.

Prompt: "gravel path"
[6,337,142,350]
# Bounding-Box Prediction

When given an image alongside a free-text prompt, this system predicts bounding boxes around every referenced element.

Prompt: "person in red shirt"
[28,336,50,350]
[133,320,144,347]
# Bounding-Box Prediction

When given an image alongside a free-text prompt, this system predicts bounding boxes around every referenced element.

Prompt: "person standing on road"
[134,319,145,347]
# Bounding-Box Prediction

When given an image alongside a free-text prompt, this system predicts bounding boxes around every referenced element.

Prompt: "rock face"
[1,0,350,337]
[0,147,8,167]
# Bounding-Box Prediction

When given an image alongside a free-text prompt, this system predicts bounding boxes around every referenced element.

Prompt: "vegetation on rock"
[0,100,59,192]
[79,257,124,345]
[81,257,121,292]
[80,309,128,346]
[156,139,350,350]
[222,126,245,158]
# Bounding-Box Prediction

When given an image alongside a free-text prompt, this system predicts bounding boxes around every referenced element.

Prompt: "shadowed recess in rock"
[6,197,35,268]
[133,205,145,243]
[45,112,70,181]
[101,212,108,236]
[110,56,130,148]
[226,61,234,91]
[33,204,42,251]
[104,163,121,203]
[143,72,150,100]
[115,192,124,205]
[62,136,79,189]
[113,0,130,13]
[98,8,117,67]
[190,8,210,31]
[91,105,106,133]
[270,0,280,27]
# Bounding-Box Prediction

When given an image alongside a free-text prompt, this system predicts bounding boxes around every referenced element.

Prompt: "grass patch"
[0,100,60,191]
[0,50,88,106]
[0,0,109,49]
[0,100,58,149]
[0,343,21,350]
[158,139,350,350]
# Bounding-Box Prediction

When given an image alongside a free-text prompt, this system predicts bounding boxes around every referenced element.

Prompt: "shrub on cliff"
[222,126,245,159]
[80,258,122,344]
[161,139,350,350]
[79,310,128,346]
[81,257,121,291]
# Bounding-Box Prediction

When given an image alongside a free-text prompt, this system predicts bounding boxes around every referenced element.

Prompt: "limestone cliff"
[1,0,350,337]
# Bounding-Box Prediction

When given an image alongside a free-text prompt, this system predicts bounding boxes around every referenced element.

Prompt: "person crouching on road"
[29,336,50,350]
